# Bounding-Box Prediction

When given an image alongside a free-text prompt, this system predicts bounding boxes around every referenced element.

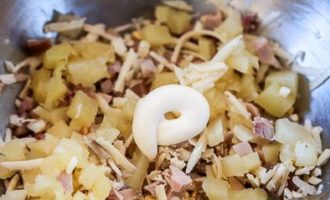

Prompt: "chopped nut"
[247,173,260,187]
[137,40,150,58]
[289,114,299,122]
[295,166,314,175]
[6,174,20,192]
[27,119,46,133]
[292,176,317,195]
[316,149,330,166]
[312,167,322,177]
[291,191,303,198]
[283,188,293,199]
[308,176,322,185]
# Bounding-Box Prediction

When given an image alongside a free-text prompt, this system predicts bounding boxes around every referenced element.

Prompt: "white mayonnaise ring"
[132,84,210,160]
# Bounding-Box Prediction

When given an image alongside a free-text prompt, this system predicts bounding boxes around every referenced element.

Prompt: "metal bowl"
[0,0,329,199]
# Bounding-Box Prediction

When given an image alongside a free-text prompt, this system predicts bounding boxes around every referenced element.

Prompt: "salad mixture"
[0,0,329,200]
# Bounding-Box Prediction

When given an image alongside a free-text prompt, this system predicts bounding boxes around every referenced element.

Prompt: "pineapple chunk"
[33,106,68,124]
[125,149,150,190]
[40,153,71,176]
[232,125,254,142]
[229,188,268,200]
[275,118,316,147]
[265,71,298,95]
[0,140,26,179]
[101,108,131,138]
[215,15,243,41]
[92,175,112,200]
[68,59,109,87]
[27,175,62,198]
[243,152,261,171]
[255,82,296,117]
[295,140,318,167]
[226,56,252,74]
[67,91,98,128]
[202,178,229,200]
[155,5,171,23]
[237,75,259,102]
[222,154,248,177]
[141,24,173,47]
[151,72,178,90]
[48,120,72,138]
[21,168,41,185]
[31,69,51,103]
[206,117,224,147]
[0,140,26,161]
[0,190,27,200]
[78,163,103,189]
[27,134,59,158]
[262,143,281,164]
[204,88,227,119]
[44,75,67,109]
[73,41,115,63]
[55,138,89,168]
[43,43,75,69]
[199,37,216,60]
[167,9,191,34]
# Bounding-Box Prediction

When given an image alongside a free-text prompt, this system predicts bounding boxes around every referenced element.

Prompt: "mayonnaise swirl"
[132,84,210,160]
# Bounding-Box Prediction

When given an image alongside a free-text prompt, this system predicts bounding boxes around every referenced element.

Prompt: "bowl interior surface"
[0,0,330,198]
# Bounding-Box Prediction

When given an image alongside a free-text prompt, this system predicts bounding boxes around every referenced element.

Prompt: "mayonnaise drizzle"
[132,84,210,160]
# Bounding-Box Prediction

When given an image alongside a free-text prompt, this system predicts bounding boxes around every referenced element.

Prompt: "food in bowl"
[0,1,329,199]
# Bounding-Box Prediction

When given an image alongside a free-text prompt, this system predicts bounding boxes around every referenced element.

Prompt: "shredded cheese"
[96,137,136,172]
[0,158,44,170]
[44,18,86,32]
[114,49,137,93]
[0,74,16,84]
[66,156,78,174]
[186,131,207,173]
[171,30,225,63]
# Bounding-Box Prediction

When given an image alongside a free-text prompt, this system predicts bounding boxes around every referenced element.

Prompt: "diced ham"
[232,142,253,157]
[34,132,45,140]
[144,181,163,196]
[17,97,35,114]
[166,165,192,193]
[119,188,138,200]
[25,38,52,55]
[201,11,222,30]
[57,171,73,194]
[252,117,275,140]
[130,81,148,97]
[140,59,157,78]
[108,189,138,200]
[100,79,113,94]
[249,37,281,68]
[228,177,245,191]
[107,190,123,200]
[242,12,260,33]
[108,62,122,74]
[85,138,111,160]
[14,73,30,82]
[245,102,260,117]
